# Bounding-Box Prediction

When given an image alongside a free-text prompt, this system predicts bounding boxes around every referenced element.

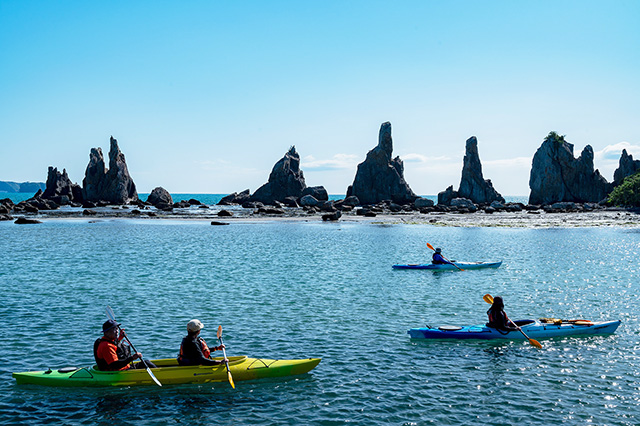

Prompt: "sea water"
[0,218,638,425]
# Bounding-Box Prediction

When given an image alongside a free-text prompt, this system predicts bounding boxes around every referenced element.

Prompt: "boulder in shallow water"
[15,217,42,224]
[147,187,173,207]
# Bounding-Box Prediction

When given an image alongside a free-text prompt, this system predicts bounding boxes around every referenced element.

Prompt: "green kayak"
[13,356,321,387]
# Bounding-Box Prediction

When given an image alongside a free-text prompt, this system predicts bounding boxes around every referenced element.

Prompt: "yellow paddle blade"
[217,325,222,339]
[228,370,235,389]
[529,339,543,349]
[483,294,494,304]
[427,243,435,251]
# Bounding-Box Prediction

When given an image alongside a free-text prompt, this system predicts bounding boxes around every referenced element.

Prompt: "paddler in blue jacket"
[432,247,454,265]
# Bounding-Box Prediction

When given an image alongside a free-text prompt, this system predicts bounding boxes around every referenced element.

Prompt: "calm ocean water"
[0,216,638,424]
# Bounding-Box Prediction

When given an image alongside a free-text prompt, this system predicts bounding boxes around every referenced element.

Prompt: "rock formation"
[613,149,640,186]
[82,136,138,204]
[42,167,83,205]
[347,122,418,205]
[529,132,611,205]
[457,137,504,204]
[301,186,328,201]
[250,146,306,204]
[218,189,251,205]
[147,187,173,208]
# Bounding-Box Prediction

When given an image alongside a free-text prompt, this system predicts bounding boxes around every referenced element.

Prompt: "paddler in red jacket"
[94,319,155,371]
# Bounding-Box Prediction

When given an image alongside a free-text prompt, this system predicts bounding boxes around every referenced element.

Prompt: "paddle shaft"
[217,326,235,389]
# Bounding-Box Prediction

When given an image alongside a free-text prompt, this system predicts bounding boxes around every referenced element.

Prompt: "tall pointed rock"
[82,136,138,204]
[250,146,307,204]
[457,136,504,204]
[348,122,417,205]
[613,149,640,186]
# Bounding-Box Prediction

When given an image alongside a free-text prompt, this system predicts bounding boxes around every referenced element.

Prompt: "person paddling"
[486,296,519,332]
[177,319,228,366]
[94,319,157,371]
[431,247,455,266]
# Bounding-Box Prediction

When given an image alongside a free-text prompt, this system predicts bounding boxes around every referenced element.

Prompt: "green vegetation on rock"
[608,171,640,207]
[545,131,566,144]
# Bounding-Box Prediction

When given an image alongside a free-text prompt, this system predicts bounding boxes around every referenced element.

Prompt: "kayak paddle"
[105,306,162,386]
[217,325,235,389]
[426,243,464,271]
[482,294,542,349]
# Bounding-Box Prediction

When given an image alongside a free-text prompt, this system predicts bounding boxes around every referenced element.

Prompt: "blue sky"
[1,1,638,195]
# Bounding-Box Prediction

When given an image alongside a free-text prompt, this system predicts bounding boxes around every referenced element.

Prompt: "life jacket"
[94,337,132,371]
[432,253,447,265]
[178,336,211,364]
[200,338,211,358]
[487,309,507,329]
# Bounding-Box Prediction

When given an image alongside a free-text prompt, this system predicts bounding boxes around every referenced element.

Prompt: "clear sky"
[1,1,639,196]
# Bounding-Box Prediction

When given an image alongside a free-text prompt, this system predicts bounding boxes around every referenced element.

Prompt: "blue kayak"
[392,261,502,270]
[408,319,621,340]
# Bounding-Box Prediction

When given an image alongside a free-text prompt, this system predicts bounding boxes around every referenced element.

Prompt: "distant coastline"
[0,181,45,194]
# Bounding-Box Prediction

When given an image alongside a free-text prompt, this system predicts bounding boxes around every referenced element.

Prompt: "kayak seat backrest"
[513,319,535,327]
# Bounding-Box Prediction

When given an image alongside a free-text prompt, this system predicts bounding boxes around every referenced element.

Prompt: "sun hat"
[102,319,120,333]
[435,247,442,253]
[187,319,204,333]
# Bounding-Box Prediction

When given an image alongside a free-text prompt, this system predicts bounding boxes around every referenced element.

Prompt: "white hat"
[187,319,204,333]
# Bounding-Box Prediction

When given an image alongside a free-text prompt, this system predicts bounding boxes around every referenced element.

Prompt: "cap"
[102,319,120,333]
[187,319,204,333]
[435,247,442,253]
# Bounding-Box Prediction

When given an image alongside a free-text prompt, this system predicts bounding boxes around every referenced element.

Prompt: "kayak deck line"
[13,356,321,387]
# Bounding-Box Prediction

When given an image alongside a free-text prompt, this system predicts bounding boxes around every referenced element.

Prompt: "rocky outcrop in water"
[301,186,328,201]
[147,187,173,208]
[218,189,251,205]
[82,136,138,204]
[347,122,417,205]
[529,132,611,205]
[42,167,83,205]
[613,149,640,186]
[457,137,505,204]
[250,146,306,204]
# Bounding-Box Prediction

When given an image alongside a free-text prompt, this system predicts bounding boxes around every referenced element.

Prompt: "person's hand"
[132,352,142,360]
[218,344,226,350]
[223,357,229,363]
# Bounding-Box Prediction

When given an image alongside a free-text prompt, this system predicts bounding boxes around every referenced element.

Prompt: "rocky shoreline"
[3,199,639,228]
